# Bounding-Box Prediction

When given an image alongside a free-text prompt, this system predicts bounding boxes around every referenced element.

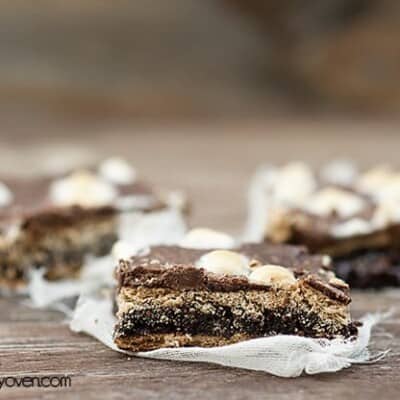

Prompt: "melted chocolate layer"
[0,174,165,230]
[116,243,350,304]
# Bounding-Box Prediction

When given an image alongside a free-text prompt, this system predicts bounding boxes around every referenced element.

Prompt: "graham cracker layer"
[115,332,252,351]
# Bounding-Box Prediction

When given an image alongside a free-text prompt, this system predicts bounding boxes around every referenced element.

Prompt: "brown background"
[0,0,276,121]
[1,0,400,120]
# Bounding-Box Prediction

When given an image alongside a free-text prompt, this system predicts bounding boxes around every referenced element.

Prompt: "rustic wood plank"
[1,123,400,398]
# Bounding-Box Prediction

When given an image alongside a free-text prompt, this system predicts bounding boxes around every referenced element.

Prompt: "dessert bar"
[0,158,170,289]
[246,161,400,287]
[114,242,357,351]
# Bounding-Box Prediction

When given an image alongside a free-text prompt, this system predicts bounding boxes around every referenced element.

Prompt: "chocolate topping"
[303,275,350,304]
[0,174,166,234]
[116,243,351,304]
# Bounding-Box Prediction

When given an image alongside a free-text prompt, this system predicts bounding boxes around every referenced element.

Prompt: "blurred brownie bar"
[114,243,357,352]
[246,161,400,287]
[0,158,169,289]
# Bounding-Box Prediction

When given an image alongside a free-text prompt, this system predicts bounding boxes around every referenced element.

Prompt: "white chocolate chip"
[321,255,332,268]
[180,228,235,249]
[320,160,358,186]
[196,250,250,276]
[274,162,317,207]
[318,268,336,280]
[112,241,135,261]
[99,157,136,185]
[372,200,400,228]
[331,218,373,238]
[50,170,117,208]
[305,187,365,218]
[375,176,400,202]
[0,181,13,208]
[356,165,394,194]
[248,264,296,287]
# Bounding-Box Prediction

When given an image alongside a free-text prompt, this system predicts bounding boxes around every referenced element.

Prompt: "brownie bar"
[0,158,170,289]
[335,249,400,289]
[247,161,400,287]
[114,243,357,352]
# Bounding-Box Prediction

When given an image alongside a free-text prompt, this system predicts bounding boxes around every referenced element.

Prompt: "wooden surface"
[1,122,400,399]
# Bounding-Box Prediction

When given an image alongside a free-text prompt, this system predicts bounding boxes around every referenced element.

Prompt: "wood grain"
[0,122,400,399]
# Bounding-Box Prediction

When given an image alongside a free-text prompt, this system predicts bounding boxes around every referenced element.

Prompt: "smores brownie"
[246,161,400,287]
[114,242,357,352]
[0,158,172,289]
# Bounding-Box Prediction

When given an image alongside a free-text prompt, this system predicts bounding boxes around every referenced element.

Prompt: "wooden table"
[1,121,400,399]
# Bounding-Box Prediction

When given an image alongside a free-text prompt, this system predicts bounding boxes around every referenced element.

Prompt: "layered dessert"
[114,242,357,351]
[246,161,400,287]
[0,158,172,289]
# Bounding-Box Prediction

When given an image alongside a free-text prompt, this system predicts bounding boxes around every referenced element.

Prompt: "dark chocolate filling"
[115,304,357,341]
